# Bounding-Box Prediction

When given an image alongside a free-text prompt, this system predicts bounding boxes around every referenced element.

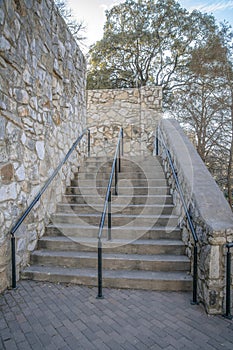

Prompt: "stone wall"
[158,119,233,314]
[87,87,162,156]
[0,0,86,292]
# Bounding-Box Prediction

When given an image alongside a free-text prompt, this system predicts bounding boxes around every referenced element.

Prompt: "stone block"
[0,182,17,202]
[18,105,30,117]
[0,141,8,162]
[15,165,25,181]
[209,246,220,279]
[13,88,29,104]
[0,35,10,50]
[0,100,6,111]
[36,141,45,160]
[0,163,14,183]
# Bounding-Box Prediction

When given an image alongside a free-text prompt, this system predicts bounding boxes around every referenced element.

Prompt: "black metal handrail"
[10,128,90,289]
[97,127,123,299]
[224,243,233,319]
[156,127,198,304]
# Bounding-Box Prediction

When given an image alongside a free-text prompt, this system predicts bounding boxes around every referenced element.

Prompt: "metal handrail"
[10,128,90,289]
[224,243,233,319]
[157,127,198,304]
[97,127,123,299]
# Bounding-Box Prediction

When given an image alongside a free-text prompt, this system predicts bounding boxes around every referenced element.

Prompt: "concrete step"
[45,224,181,240]
[38,236,186,255]
[56,203,175,215]
[22,154,191,293]
[21,266,192,291]
[66,186,170,196]
[51,212,179,227]
[63,194,174,205]
[72,178,168,187]
[29,250,190,272]
[83,156,162,166]
[77,164,165,174]
[77,171,166,180]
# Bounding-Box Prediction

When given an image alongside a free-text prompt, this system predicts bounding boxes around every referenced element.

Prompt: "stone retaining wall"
[87,87,162,156]
[158,119,233,314]
[0,0,86,292]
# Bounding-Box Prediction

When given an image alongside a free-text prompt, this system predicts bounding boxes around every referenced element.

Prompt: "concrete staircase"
[22,155,192,291]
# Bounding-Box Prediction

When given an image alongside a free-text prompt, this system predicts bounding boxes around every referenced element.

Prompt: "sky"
[67,0,233,49]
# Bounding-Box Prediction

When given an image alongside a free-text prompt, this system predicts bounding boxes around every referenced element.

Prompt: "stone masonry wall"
[158,119,233,315]
[0,0,86,292]
[87,87,162,156]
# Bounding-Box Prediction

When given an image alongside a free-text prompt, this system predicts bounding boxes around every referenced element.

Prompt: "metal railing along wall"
[10,129,91,289]
[224,243,233,319]
[97,128,123,299]
[156,127,199,304]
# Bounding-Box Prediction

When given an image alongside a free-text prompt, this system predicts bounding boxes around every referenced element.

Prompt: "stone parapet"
[87,86,162,156]
[158,119,233,314]
[0,0,86,292]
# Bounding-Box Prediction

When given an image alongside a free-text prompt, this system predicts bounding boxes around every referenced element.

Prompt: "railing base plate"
[223,314,233,320]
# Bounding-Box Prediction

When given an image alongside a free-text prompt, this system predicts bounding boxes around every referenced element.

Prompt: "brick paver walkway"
[0,281,233,350]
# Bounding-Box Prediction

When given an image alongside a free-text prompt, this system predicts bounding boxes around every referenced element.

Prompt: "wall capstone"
[158,119,233,314]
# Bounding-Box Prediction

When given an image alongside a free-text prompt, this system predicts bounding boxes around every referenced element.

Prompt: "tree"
[87,0,218,98]
[170,25,233,206]
[54,0,86,43]
[218,24,233,207]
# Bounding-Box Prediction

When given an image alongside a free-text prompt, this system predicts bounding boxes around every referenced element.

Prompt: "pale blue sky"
[67,0,233,47]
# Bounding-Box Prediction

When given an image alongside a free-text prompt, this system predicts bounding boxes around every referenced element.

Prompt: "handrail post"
[115,158,118,196]
[87,129,90,157]
[191,243,198,305]
[96,127,123,299]
[11,234,17,289]
[97,238,104,299]
[118,143,121,173]
[121,128,124,156]
[108,191,112,241]
[156,128,159,156]
[224,245,232,319]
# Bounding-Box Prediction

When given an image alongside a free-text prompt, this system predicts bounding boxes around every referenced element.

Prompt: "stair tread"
[47,223,180,230]
[23,154,191,292]
[53,213,178,218]
[40,236,184,246]
[64,194,172,197]
[58,203,174,208]
[67,186,169,189]
[23,265,192,281]
[31,250,189,261]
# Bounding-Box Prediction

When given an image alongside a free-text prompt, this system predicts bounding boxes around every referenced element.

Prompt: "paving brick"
[1,281,233,350]
[50,334,67,348]
[2,338,18,350]
[16,341,32,350]
[92,338,111,350]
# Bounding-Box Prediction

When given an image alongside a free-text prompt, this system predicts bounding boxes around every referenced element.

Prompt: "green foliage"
[86,0,233,205]
[87,0,217,94]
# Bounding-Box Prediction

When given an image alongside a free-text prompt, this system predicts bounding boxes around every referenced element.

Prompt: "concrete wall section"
[0,0,86,292]
[158,119,233,314]
[87,87,162,156]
